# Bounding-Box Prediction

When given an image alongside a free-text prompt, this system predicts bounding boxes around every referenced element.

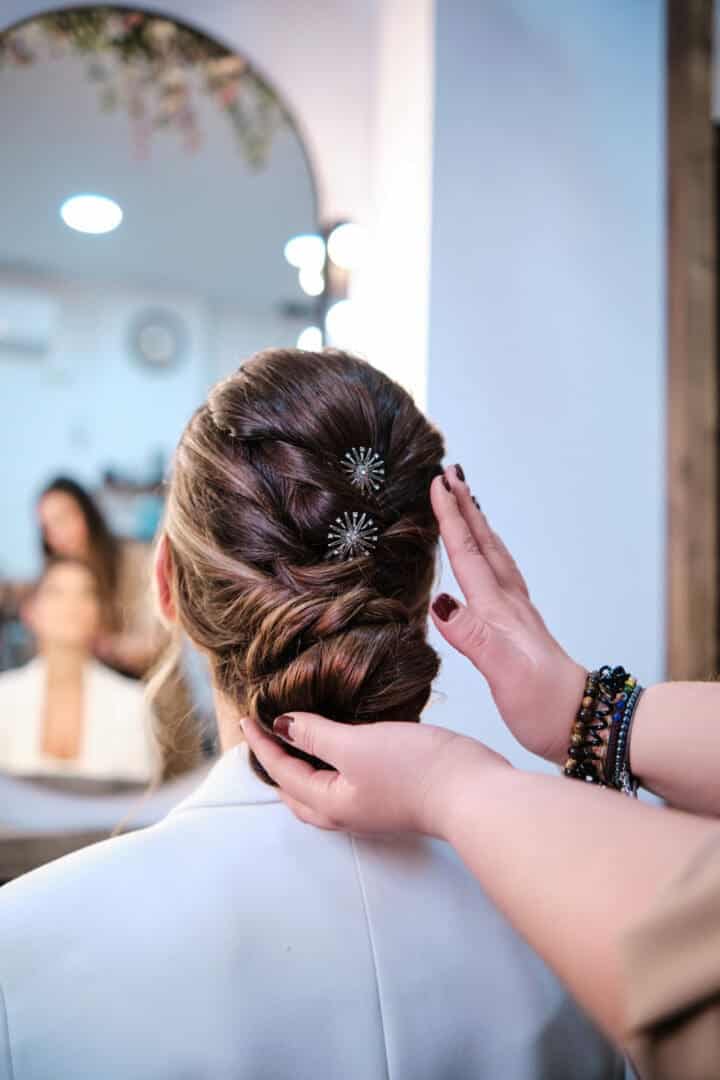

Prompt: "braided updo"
[164,348,445,782]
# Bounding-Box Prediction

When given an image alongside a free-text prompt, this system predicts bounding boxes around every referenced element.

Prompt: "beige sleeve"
[623,832,720,1079]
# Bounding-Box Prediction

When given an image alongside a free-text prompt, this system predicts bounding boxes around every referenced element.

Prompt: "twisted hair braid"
[164,348,444,781]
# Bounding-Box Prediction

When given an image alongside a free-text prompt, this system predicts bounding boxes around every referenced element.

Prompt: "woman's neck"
[42,643,89,682]
[214,689,245,753]
[40,644,88,762]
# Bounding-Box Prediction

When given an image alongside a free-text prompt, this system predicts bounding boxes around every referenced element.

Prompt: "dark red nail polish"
[273,715,294,741]
[472,495,481,510]
[432,594,459,622]
[442,475,452,492]
[454,464,466,483]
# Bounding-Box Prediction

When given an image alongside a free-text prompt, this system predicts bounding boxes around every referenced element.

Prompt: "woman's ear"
[154,534,177,624]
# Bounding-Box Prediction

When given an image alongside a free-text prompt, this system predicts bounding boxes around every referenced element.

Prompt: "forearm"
[443,765,717,1046]
[629,682,720,815]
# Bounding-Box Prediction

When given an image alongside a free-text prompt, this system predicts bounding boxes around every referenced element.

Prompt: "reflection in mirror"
[0,6,318,878]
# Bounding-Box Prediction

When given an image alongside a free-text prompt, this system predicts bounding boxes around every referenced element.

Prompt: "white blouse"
[0,657,159,782]
[0,743,623,1079]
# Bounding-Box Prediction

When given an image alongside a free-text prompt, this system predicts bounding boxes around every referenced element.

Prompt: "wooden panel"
[666,0,717,679]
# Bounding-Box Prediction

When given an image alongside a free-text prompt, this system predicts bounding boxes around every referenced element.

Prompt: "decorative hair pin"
[341,447,385,495]
[326,511,379,560]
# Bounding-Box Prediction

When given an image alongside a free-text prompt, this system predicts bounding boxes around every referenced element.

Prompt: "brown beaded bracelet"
[564,666,635,786]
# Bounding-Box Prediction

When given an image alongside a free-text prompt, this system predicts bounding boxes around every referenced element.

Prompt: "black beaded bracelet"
[564,666,642,795]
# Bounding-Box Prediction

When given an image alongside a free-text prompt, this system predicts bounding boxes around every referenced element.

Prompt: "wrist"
[543,658,588,766]
[432,739,514,843]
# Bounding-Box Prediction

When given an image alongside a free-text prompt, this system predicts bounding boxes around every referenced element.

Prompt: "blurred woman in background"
[38,476,161,677]
[37,477,203,777]
[0,558,159,782]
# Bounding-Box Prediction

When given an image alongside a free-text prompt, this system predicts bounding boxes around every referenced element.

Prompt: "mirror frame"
[666,0,718,680]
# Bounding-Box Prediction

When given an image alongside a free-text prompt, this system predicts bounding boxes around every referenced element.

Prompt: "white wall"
[208,304,306,386]
[427,0,666,770]
[353,0,434,404]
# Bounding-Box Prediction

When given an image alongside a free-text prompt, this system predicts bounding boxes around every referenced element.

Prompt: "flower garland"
[0,7,288,166]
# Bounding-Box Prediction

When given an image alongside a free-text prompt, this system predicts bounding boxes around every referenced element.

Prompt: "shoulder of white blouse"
[0,981,13,1080]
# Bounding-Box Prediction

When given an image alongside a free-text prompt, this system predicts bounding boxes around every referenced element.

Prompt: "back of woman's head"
[164,348,445,780]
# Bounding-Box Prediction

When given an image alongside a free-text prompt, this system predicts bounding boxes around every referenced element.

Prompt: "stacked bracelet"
[609,682,642,796]
[564,666,642,796]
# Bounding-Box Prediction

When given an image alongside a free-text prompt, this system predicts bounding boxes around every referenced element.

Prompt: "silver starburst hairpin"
[341,447,385,495]
[326,511,379,560]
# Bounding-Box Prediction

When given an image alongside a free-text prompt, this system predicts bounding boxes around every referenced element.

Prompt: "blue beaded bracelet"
[611,683,643,796]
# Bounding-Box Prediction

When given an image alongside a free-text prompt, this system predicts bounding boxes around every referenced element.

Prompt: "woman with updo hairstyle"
[161,348,442,779]
[0,350,622,1079]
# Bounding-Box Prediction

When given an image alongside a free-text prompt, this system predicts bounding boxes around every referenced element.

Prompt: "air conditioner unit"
[0,286,57,357]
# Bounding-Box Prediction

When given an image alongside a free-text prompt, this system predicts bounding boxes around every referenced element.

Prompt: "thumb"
[273,710,353,771]
[431,593,490,671]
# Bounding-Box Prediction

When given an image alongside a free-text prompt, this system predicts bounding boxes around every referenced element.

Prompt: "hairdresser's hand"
[242,712,509,838]
[430,468,586,765]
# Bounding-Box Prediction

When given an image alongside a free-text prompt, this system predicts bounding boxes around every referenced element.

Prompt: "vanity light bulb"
[325,299,358,350]
[327,222,366,270]
[284,234,325,272]
[297,326,323,351]
[298,267,325,297]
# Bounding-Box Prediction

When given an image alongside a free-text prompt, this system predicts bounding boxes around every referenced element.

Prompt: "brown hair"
[163,348,444,782]
[39,476,121,631]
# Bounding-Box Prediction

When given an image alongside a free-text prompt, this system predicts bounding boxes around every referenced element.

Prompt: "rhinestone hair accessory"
[341,446,386,494]
[326,511,379,560]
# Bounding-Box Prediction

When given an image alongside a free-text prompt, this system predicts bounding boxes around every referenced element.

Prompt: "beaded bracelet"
[564,666,624,783]
[610,682,643,796]
[564,666,642,795]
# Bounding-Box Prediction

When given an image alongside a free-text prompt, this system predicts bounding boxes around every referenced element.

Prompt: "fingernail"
[454,464,466,483]
[273,715,295,741]
[471,495,481,510]
[432,594,459,622]
[441,475,452,492]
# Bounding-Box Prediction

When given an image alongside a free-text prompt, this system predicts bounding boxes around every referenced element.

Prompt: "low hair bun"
[164,348,445,785]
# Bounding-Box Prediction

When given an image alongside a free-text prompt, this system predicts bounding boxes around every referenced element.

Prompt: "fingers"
[278,791,340,831]
[430,592,491,669]
[430,475,498,606]
[441,467,530,598]
[272,710,355,771]
[242,714,342,810]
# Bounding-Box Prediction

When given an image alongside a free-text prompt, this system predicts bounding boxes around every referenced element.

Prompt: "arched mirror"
[0,6,319,876]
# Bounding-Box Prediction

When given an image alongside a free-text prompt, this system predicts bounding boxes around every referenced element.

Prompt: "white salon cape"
[0,657,158,783]
[0,743,623,1079]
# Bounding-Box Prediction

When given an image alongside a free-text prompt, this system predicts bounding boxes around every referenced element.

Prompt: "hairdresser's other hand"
[430,468,586,765]
[242,712,509,838]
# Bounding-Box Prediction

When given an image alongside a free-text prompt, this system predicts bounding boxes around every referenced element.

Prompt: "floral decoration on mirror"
[0,7,288,166]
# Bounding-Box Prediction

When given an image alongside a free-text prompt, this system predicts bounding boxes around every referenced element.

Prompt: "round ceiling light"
[60,194,123,235]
